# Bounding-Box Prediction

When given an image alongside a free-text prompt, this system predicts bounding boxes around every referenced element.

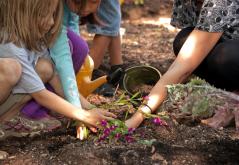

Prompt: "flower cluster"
[152,117,168,126]
[97,120,135,143]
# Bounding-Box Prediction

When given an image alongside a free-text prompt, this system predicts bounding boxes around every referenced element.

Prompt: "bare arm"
[79,94,94,109]
[31,89,83,120]
[30,89,116,127]
[126,29,223,128]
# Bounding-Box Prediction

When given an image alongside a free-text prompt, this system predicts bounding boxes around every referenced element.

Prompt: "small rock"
[41,154,48,157]
[8,156,16,159]
[0,150,9,160]
[128,7,143,20]
[151,153,164,161]
[219,127,224,131]
[151,146,156,153]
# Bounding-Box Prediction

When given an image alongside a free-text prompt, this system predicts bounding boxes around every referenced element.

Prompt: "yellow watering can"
[76,55,106,97]
[76,55,123,97]
[120,0,144,5]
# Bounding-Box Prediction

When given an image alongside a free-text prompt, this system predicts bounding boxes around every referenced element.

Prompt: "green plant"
[96,119,135,143]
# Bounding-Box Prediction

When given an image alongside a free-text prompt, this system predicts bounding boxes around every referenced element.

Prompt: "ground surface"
[1,1,239,165]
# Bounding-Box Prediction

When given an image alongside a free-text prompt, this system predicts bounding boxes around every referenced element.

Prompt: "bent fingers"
[101,111,117,118]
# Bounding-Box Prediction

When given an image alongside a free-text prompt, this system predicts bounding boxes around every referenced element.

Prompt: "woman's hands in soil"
[201,108,239,132]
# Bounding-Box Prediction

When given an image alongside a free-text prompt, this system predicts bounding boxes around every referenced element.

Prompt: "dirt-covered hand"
[76,108,116,140]
[83,108,117,128]
[201,107,237,130]
[233,109,239,132]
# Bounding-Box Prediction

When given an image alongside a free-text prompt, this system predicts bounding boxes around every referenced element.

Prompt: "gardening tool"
[123,65,161,96]
[76,55,123,97]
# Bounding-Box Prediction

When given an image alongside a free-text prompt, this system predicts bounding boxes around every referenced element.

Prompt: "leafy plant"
[139,139,156,146]
[96,119,135,143]
[97,92,142,120]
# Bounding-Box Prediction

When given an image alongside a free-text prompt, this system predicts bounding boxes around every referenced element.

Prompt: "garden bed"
[1,1,239,164]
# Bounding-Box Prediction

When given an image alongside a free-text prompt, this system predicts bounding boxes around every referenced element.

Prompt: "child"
[50,0,103,108]
[0,0,115,136]
[21,0,103,118]
[21,0,100,114]
[85,0,124,96]
[20,0,107,139]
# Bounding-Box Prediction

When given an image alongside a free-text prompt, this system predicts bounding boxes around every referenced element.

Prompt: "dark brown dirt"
[1,1,239,164]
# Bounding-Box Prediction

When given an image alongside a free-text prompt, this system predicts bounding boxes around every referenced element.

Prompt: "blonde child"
[0,0,115,137]
[22,1,101,114]
[19,0,107,138]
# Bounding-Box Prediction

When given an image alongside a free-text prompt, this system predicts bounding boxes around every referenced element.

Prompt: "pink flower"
[103,128,111,136]
[110,125,117,131]
[153,117,163,125]
[128,128,135,134]
[115,133,121,139]
[125,135,134,143]
[143,95,149,101]
[101,120,108,127]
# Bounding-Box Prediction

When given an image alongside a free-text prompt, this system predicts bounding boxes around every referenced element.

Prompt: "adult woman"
[126,0,239,131]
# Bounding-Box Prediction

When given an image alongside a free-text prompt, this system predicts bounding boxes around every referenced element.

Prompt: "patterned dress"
[171,0,239,41]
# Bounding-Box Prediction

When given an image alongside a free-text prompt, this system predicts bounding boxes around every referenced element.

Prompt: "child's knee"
[35,58,54,83]
[0,59,22,85]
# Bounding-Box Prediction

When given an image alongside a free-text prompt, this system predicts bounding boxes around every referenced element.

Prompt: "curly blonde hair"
[0,0,63,51]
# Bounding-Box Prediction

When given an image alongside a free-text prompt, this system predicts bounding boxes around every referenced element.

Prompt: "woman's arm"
[126,29,223,128]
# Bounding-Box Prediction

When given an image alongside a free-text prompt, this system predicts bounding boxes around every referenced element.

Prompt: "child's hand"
[76,108,116,140]
[83,108,117,128]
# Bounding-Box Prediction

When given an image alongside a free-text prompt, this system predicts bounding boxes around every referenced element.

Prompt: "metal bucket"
[123,65,161,96]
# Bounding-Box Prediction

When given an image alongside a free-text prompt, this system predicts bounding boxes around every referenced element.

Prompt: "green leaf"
[131,92,141,99]
[139,139,157,146]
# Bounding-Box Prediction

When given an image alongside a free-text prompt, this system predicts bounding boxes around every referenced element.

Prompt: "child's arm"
[31,89,116,127]
[68,12,80,35]
[50,5,83,108]
[49,73,95,110]
[50,24,82,108]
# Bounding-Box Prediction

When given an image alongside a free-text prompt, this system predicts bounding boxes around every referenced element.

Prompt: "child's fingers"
[101,111,117,118]
[103,116,115,121]
[89,126,97,133]
[233,109,239,132]
[76,126,83,139]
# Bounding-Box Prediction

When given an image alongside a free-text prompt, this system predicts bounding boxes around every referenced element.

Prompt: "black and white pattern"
[171,0,239,40]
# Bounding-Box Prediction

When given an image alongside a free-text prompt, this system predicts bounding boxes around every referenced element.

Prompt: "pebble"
[0,150,9,160]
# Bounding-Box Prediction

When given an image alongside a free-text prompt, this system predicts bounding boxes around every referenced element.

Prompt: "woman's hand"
[201,108,239,132]
[125,112,145,128]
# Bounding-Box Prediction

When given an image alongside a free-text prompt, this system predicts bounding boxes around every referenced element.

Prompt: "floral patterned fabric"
[171,0,239,40]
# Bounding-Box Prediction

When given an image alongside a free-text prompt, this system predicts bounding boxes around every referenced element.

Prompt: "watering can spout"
[76,55,107,97]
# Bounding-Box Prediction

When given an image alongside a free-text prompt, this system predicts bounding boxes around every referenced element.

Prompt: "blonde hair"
[0,0,63,51]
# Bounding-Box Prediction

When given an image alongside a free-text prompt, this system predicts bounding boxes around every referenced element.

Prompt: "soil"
[1,1,239,165]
